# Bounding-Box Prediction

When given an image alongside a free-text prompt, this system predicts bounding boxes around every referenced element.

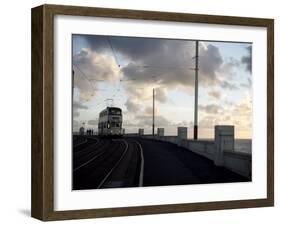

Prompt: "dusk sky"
[72,34,252,139]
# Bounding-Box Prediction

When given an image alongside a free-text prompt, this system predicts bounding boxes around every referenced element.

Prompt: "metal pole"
[72,70,74,134]
[194,41,199,140]
[72,70,74,90]
[152,88,155,136]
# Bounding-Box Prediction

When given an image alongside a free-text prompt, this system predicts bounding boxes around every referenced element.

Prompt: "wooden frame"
[31,4,274,221]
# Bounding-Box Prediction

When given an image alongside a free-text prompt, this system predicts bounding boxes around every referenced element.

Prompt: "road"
[72,136,249,190]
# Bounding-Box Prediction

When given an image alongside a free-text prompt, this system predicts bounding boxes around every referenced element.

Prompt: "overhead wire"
[73,63,96,90]
[106,36,121,68]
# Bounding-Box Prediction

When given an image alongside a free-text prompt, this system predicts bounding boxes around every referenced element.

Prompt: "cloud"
[73,111,80,118]
[117,41,238,108]
[135,115,171,127]
[108,36,167,63]
[197,44,241,92]
[73,48,121,101]
[75,35,247,94]
[122,120,139,128]
[73,48,120,81]
[222,99,235,107]
[199,115,219,129]
[72,35,250,137]
[135,113,189,128]
[218,80,238,90]
[73,101,88,118]
[231,96,252,130]
[219,57,240,73]
[199,104,221,114]
[124,98,140,113]
[75,36,242,101]
[143,106,160,116]
[144,106,153,115]
[198,93,252,136]
[119,42,231,92]
[233,100,251,116]
[199,44,223,83]
[88,119,98,126]
[119,39,196,90]
[154,88,168,103]
[208,90,221,99]
[82,36,227,87]
[155,115,171,127]
[73,101,88,110]
[240,77,252,89]
[241,46,252,73]
[73,120,79,131]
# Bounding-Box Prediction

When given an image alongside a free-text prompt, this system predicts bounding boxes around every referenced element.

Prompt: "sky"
[72,34,252,139]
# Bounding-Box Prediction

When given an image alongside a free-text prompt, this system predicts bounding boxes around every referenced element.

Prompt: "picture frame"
[31,4,274,221]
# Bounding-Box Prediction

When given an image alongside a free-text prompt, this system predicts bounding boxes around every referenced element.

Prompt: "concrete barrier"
[138,129,144,136]
[179,139,216,161]
[157,128,164,136]
[223,151,251,178]
[178,127,188,140]
[143,135,215,160]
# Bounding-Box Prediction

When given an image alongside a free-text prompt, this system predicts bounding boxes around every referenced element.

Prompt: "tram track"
[97,139,144,189]
[73,139,127,190]
[73,138,107,169]
[72,137,145,190]
[73,138,115,172]
[97,140,129,188]
[73,137,99,153]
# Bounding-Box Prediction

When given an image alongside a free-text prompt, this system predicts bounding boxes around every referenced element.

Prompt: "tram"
[98,107,123,136]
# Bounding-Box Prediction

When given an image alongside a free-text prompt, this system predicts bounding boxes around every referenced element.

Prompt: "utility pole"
[72,69,74,90]
[152,88,155,136]
[194,41,199,140]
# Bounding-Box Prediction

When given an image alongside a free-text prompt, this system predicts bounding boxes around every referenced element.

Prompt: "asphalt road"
[138,138,249,187]
[72,136,249,190]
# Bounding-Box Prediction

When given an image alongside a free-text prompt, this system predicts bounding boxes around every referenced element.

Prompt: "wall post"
[214,125,234,166]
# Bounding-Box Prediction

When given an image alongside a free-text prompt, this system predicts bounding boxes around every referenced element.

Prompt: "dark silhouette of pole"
[72,70,75,133]
[72,70,74,90]
[152,88,155,136]
[194,41,199,140]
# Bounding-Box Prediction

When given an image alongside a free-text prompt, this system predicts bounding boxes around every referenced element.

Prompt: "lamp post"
[194,40,199,140]
[152,88,155,136]
[120,76,158,137]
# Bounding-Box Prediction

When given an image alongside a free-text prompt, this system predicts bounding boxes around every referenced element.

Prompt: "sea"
[199,139,252,154]
[235,139,252,154]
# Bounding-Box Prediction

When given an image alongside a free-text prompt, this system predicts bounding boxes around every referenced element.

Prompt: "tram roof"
[99,107,122,113]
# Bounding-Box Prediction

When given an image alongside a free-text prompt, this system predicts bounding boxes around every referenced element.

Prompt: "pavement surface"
[72,136,250,190]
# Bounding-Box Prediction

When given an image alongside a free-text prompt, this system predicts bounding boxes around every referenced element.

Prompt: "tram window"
[110,122,120,127]
[109,109,121,115]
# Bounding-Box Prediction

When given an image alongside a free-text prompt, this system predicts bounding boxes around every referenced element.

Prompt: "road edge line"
[135,140,144,187]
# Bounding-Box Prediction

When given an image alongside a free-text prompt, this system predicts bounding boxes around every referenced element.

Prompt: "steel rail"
[97,139,129,188]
